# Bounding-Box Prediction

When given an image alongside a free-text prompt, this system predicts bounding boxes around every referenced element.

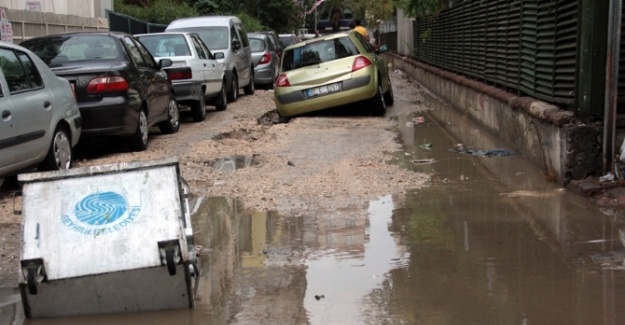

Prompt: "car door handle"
[1,110,10,119]
[43,101,51,108]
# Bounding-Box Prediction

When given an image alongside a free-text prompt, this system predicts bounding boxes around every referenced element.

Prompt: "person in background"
[353,19,368,39]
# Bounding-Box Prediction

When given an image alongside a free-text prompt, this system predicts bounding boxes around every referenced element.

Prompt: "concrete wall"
[0,0,111,18]
[384,52,603,184]
[395,8,413,56]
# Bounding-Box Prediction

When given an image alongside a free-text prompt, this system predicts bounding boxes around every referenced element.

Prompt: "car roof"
[21,31,131,43]
[135,32,197,37]
[168,16,241,28]
[283,31,351,49]
[0,40,28,50]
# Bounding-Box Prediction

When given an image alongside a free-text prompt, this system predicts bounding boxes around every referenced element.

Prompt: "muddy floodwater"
[3,96,625,325]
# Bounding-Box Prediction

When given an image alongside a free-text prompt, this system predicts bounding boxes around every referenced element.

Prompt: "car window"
[265,38,275,52]
[137,34,190,57]
[21,35,120,65]
[0,48,43,94]
[230,26,240,46]
[250,38,265,53]
[132,38,157,68]
[169,27,229,50]
[281,37,358,71]
[280,36,295,46]
[123,36,147,67]
[354,32,375,53]
[194,36,214,59]
[235,23,250,47]
[190,36,208,60]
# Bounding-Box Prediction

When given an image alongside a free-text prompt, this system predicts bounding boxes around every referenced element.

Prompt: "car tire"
[383,75,394,106]
[39,125,72,171]
[227,73,238,103]
[159,97,181,133]
[276,110,290,124]
[128,110,149,152]
[243,71,255,95]
[190,93,206,122]
[371,83,386,117]
[215,80,228,111]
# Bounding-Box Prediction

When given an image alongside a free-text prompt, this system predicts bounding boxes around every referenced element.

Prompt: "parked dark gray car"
[248,33,280,89]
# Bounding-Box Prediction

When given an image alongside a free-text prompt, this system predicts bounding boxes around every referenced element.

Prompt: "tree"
[393,0,446,18]
[115,0,197,24]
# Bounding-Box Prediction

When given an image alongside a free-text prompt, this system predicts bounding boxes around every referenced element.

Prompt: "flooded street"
[2,74,625,324]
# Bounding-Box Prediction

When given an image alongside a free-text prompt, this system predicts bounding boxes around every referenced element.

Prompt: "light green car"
[274,30,394,119]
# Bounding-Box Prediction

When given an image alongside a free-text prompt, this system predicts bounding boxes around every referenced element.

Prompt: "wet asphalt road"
[2,72,625,324]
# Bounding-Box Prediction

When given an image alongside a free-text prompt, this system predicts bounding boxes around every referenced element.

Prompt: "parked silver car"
[166,16,255,103]
[136,32,227,122]
[248,33,280,89]
[0,41,82,183]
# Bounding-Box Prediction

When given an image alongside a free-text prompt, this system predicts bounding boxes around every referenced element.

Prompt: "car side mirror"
[159,58,173,68]
[232,39,241,50]
[214,52,225,60]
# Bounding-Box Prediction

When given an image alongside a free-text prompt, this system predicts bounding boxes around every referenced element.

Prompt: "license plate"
[305,83,341,98]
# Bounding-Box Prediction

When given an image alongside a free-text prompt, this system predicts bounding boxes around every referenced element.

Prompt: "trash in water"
[414,116,425,124]
[419,143,432,150]
[600,172,615,182]
[412,159,436,164]
[406,122,414,127]
[451,143,513,157]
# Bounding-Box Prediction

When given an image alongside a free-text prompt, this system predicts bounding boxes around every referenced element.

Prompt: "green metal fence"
[106,10,167,35]
[412,0,579,108]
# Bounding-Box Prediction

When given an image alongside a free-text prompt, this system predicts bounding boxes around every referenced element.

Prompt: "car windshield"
[280,36,295,46]
[21,35,120,66]
[249,38,265,53]
[167,27,229,50]
[281,36,358,71]
[136,34,190,57]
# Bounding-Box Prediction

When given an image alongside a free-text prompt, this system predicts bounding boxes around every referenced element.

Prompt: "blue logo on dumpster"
[62,191,142,236]
[75,192,127,225]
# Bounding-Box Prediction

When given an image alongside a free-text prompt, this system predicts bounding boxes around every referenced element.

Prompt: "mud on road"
[0,71,430,287]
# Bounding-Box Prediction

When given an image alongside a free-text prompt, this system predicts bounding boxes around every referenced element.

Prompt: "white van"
[166,16,254,103]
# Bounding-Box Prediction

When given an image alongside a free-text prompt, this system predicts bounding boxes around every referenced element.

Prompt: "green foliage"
[115,0,303,33]
[115,0,197,25]
[237,12,265,33]
[393,0,445,18]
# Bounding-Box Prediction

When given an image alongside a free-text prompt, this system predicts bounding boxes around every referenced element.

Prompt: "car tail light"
[167,68,192,80]
[352,56,372,72]
[275,74,290,87]
[259,52,272,64]
[87,76,129,93]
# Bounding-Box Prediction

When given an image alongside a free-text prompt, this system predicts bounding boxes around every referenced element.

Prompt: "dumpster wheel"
[26,265,41,295]
[165,249,177,276]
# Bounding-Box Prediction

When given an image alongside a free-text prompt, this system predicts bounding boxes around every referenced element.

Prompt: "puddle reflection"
[210,156,255,172]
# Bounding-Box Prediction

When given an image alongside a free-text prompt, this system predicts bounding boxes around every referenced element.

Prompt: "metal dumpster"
[16,157,198,318]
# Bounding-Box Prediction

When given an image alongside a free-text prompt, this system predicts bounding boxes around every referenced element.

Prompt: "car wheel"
[276,110,290,124]
[39,125,72,171]
[227,74,238,103]
[190,93,206,122]
[128,110,149,152]
[383,75,394,106]
[159,97,181,133]
[215,80,228,111]
[371,83,386,117]
[244,72,255,95]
